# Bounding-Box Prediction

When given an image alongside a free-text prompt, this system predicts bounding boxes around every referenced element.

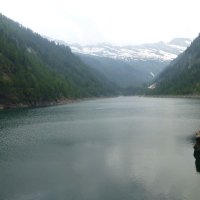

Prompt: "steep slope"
[0,14,116,107]
[152,34,200,95]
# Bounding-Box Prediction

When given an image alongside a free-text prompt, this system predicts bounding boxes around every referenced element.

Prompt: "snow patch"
[148,83,156,89]
[150,72,155,77]
[185,40,192,45]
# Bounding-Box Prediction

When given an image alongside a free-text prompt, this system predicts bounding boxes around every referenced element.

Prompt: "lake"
[0,96,200,200]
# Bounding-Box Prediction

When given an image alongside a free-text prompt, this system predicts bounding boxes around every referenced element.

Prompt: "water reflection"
[193,137,200,173]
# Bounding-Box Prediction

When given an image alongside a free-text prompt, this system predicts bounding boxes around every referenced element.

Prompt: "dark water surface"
[1,96,200,200]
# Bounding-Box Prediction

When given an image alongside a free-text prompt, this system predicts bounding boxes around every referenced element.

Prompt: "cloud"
[1,0,199,45]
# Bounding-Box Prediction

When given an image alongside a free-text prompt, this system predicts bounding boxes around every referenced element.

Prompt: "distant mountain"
[70,39,191,62]
[65,39,191,89]
[77,54,166,89]
[0,14,117,107]
[151,34,200,95]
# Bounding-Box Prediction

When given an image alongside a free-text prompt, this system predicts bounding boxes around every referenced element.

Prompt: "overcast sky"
[1,0,199,45]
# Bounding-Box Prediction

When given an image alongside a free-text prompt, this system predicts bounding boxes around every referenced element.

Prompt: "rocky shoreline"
[194,131,200,151]
[0,96,109,110]
[0,98,79,110]
[146,94,200,99]
[193,131,200,173]
[1,95,200,110]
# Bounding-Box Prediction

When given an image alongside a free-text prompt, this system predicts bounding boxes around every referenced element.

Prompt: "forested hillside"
[152,34,200,95]
[0,14,117,107]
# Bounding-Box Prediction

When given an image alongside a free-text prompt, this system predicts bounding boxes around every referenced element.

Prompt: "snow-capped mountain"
[70,38,192,62]
[53,38,192,89]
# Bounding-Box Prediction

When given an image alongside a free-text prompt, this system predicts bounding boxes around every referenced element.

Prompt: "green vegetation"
[152,34,200,95]
[0,14,117,107]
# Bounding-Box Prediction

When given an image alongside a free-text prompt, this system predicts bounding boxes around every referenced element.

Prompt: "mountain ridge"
[0,13,117,108]
[69,38,192,62]
[62,39,191,89]
[151,33,200,95]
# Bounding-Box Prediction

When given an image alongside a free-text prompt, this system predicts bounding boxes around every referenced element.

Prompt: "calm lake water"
[1,96,200,200]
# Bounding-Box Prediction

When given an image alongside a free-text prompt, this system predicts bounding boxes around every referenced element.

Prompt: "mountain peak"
[169,38,192,47]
